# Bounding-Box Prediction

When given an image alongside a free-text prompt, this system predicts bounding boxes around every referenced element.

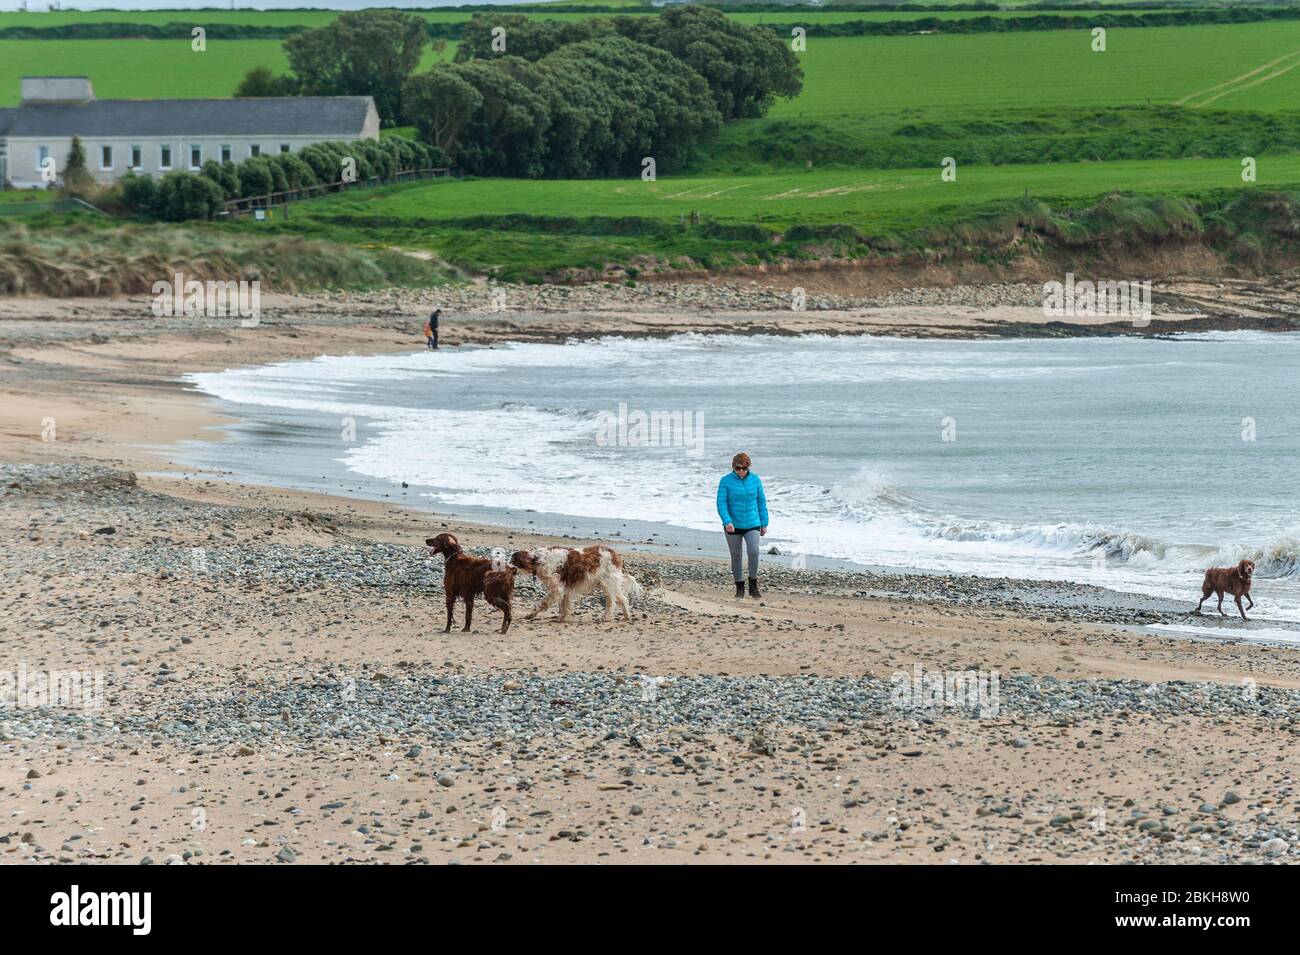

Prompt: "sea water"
[184,330,1300,625]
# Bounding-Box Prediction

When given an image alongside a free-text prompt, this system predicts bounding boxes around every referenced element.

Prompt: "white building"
[0,76,380,190]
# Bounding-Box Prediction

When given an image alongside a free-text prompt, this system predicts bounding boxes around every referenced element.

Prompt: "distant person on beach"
[716,452,768,600]
[424,309,440,350]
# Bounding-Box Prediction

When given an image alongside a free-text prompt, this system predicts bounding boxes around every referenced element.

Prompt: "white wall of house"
[4,133,371,190]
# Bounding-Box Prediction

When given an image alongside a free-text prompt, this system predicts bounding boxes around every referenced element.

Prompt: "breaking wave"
[807,469,1300,580]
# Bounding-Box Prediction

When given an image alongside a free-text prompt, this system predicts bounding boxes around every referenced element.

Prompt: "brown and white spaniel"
[510,545,641,623]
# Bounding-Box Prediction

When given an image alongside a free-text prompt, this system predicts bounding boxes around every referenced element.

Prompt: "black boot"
[735,580,745,600]
[748,578,761,598]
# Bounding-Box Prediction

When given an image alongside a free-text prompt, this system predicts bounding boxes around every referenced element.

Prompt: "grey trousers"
[725,529,760,581]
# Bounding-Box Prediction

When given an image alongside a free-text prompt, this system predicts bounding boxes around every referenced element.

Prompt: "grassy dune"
[0,216,455,296]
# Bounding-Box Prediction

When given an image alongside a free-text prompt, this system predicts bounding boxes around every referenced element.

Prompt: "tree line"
[0,3,999,39]
[232,6,802,179]
[755,7,1300,37]
[111,136,444,221]
[6,4,1298,43]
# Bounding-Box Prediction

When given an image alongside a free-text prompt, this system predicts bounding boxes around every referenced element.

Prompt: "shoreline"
[148,451,1300,645]
[5,296,1297,639]
[2,274,1300,350]
[5,292,1300,864]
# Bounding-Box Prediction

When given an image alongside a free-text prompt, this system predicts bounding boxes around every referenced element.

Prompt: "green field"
[774,23,1300,117]
[223,155,1300,278]
[3,19,1295,112]
[0,38,455,104]
[273,155,1300,233]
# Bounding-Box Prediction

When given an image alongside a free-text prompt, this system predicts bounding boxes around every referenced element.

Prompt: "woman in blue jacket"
[716,452,769,599]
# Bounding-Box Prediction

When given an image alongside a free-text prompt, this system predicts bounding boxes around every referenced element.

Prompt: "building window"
[100,145,113,171]
[159,145,172,170]
[189,145,202,170]
[36,145,50,171]
[250,144,261,157]
[130,145,142,169]
[280,144,291,154]
[221,145,232,164]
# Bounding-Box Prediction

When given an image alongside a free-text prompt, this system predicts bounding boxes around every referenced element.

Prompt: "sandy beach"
[3,288,1300,865]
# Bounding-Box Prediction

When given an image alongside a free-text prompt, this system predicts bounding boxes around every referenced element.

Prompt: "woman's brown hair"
[732,453,751,469]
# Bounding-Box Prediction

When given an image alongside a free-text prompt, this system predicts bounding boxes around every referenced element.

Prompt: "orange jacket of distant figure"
[423,322,432,338]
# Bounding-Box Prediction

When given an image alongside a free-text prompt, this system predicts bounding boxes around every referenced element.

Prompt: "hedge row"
[758,7,1300,38]
[120,136,446,222]
[5,6,1298,43]
[0,23,305,40]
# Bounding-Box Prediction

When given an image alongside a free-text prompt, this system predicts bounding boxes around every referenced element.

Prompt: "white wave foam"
[184,335,1300,619]
[1147,623,1300,646]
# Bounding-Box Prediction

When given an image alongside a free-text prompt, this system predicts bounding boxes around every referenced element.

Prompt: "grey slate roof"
[0,108,15,136]
[3,96,373,139]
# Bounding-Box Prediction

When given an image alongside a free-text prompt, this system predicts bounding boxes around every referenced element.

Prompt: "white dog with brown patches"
[509,545,641,623]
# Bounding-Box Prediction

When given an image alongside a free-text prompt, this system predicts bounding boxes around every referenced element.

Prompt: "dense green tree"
[200,159,240,199]
[455,8,801,122]
[402,66,484,156]
[237,159,274,199]
[536,36,721,176]
[119,171,159,215]
[155,172,225,221]
[412,141,447,168]
[454,13,613,63]
[296,144,337,184]
[407,33,721,179]
[284,10,426,122]
[448,59,550,178]
[273,152,317,189]
[116,133,438,222]
[612,7,802,119]
[381,137,417,172]
[233,65,299,98]
[351,140,392,180]
[62,136,96,196]
[343,147,374,182]
[258,156,290,193]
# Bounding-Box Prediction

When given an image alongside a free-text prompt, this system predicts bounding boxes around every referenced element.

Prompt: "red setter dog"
[1195,558,1255,621]
[426,532,515,633]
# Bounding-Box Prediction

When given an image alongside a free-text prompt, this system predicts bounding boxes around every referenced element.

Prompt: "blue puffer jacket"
[716,471,769,529]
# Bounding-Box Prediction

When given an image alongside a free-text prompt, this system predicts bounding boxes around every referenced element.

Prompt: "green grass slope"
[225,156,1300,278]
